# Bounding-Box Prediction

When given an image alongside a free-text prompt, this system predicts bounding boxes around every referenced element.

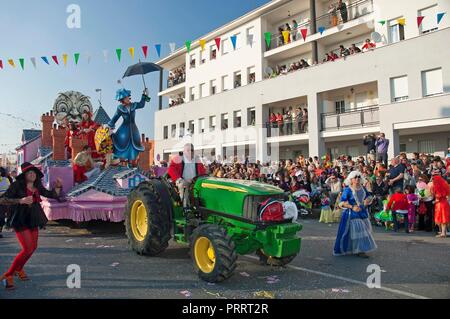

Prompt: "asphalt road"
[0,219,449,299]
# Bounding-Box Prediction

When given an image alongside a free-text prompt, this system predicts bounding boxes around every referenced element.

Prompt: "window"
[234,110,242,128]
[210,79,217,95]
[247,66,256,84]
[210,45,217,60]
[199,118,205,133]
[246,26,255,45]
[209,115,216,131]
[171,124,176,138]
[190,54,196,68]
[221,113,228,130]
[390,76,409,102]
[188,120,194,134]
[179,122,185,137]
[422,68,443,97]
[189,86,195,101]
[222,75,229,91]
[234,71,241,88]
[388,18,405,44]
[163,126,168,140]
[199,83,206,98]
[247,107,256,126]
[222,38,229,55]
[418,140,435,154]
[419,5,439,33]
[400,144,406,153]
[335,100,346,114]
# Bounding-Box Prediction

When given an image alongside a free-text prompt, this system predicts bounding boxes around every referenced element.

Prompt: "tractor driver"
[167,143,207,207]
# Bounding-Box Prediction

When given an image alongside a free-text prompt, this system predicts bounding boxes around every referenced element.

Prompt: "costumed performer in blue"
[333,170,377,258]
[107,88,150,167]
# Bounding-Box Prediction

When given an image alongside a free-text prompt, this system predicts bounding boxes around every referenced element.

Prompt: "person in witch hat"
[0,163,63,290]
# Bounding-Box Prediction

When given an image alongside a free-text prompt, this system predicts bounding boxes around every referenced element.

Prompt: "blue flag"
[230,35,237,50]
[437,12,446,24]
[41,57,49,65]
[318,26,325,35]
[155,44,161,57]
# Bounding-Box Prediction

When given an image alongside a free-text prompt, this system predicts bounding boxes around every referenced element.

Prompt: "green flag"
[74,53,80,65]
[19,58,24,70]
[264,32,271,49]
[116,48,122,62]
[378,20,386,26]
[185,41,191,53]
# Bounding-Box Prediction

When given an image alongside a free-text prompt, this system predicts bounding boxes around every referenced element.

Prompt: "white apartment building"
[154,0,450,163]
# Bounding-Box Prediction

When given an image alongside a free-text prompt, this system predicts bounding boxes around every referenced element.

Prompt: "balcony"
[321,106,379,131]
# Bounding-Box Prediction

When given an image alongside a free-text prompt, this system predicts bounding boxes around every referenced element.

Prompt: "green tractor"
[124,176,302,282]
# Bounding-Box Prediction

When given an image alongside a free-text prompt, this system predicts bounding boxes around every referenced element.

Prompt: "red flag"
[417,16,425,27]
[142,45,148,58]
[215,37,221,51]
[52,55,59,65]
[300,28,308,41]
[0,60,3,69]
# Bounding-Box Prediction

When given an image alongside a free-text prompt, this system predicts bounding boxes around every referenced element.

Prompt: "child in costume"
[374,199,393,230]
[319,193,334,223]
[405,185,418,233]
[430,170,450,238]
[332,192,343,222]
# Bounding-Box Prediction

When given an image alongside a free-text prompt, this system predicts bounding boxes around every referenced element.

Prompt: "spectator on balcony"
[285,23,292,43]
[285,108,293,135]
[278,27,284,47]
[350,43,361,54]
[376,133,389,166]
[325,51,339,62]
[296,106,303,133]
[300,59,310,68]
[301,108,308,132]
[337,0,348,23]
[291,107,298,134]
[276,112,284,135]
[329,4,338,27]
[269,112,277,129]
[362,38,376,51]
[339,45,350,57]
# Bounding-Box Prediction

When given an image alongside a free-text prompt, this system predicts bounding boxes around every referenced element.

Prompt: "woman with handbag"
[1,163,63,290]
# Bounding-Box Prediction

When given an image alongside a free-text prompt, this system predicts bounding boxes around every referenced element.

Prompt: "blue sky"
[0,0,268,153]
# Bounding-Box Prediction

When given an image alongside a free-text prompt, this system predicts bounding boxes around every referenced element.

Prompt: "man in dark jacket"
[363,134,376,164]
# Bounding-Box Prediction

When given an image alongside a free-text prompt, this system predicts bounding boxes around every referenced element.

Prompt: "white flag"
[30,57,37,69]
[103,50,108,63]
[87,52,92,64]
[247,34,254,47]
[169,42,176,54]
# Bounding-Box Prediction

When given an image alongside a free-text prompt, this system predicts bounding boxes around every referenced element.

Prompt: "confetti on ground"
[180,290,192,297]
[110,262,120,267]
[202,288,226,299]
[84,243,96,245]
[239,272,250,277]
[97,245,105,248]
[254,291,275,299]
[65,239,73,243]
[332,288,350,293]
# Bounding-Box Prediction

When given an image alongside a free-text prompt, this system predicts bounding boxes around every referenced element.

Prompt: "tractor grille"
[243,194,286,221]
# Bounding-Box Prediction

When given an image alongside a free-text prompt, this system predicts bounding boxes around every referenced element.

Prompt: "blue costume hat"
[116,88,131,101]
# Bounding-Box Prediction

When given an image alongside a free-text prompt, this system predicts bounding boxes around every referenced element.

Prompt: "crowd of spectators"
[167,66,186,88]
[169,95,185,108]
[267,107,308,135]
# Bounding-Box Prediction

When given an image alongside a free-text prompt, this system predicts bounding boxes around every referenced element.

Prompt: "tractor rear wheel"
[125,180,171,256]
[190,224,237,283]
[256,249,297,267]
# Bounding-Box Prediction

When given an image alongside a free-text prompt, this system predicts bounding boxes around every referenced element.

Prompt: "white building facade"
[155,0,450,163]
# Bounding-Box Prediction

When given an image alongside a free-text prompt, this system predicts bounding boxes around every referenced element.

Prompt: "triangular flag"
[0,60,3,69]
[215,37,221,50]
[199,39,206,51]
[378,20,386,26]
[52,56,59,65]
[129,47,135,60]
[230,35,237,50]
[185,41,191,53]
[247,34,254,47]
[142,45,148,58]
[7,59,15,68]
[30,57,36,69]
[282,31,290,44]
[337,24,344,31]
[41,57,49,65]
[397,18,406,26]
[155,44,161,57]
[264,32,271,48]
[87,53,92,64]
[116,49,122,62]
[63,54,68,66]
[74,53,80,65]
[437,12,446,24]
[300,28,308,41]
[318,26,325,35]
[169,43,176,53]
[103,50,108,63]
[417,16,425,27]
[19,58,24,70]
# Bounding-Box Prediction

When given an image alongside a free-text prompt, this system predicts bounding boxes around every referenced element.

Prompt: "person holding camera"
[363,134,376,164]
[375,133,389,167]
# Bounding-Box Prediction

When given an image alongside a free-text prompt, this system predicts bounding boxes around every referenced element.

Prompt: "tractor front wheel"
[256,249,297,267]
[190,225,237,283]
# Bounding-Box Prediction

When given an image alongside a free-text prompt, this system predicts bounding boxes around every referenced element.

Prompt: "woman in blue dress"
[334,171,377,258]
[107,88,149,167]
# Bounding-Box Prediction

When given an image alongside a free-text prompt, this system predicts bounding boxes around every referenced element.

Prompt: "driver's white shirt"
[182,155,196,183]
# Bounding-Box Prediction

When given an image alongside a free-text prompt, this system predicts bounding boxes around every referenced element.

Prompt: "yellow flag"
[282,31,290,44]
[397,18,406,26]
[129,47,135,60]
[199,39,206,51]
[8,59,15,68]
[63,54,68,66]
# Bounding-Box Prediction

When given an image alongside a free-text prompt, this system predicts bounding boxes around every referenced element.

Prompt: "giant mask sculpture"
[53,91,93,124]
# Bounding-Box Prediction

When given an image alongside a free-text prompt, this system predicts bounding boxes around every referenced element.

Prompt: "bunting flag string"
[155,44,161,57]
[52,55,59,65]
[417,16,425,27]
[0,60,3,69]
[230,35,237,50]
[264,32,271,48]
[41,57,49,65]
[169,42,176,54]
[87,52,92,64]
[30,57,36,69]
[378,20,386,26]
[129,47,135,60]
[397,18,406,26]
[437,12,446,24]
[199,39,206,51]
[63,54,68,66]
[300,28,308,41]
[74,53,80,65]
[215,38,221,51]
[247,34,254,47]
[185,41,192,53]
[282,31,290,44]
[8,59,15,68]
[103,50,109,63]
[19,58,24,70]
[116,48,122,62]
[142,45,148,58]
[318,26,325,35]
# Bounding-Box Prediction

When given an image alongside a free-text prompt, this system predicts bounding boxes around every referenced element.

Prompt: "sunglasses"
[354,176,362,179]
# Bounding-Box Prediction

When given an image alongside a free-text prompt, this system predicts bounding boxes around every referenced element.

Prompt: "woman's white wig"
[344,170,366,186]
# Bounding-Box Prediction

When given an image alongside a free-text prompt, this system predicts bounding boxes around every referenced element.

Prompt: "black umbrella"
[122,61,162,89]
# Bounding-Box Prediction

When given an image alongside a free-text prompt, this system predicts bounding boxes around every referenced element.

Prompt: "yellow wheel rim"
[194,237,216,273]
[130,200,148,241]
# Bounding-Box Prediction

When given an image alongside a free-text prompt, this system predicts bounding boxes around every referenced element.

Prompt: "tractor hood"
[196,177,284,196]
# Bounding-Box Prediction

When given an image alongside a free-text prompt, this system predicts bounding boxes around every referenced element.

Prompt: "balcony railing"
[264,120,308,138]
[321,105,379,131]
[265,0,374,51]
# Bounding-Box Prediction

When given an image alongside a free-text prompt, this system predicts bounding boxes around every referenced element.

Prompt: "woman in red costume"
[79,111,100,159]
[430,169,450,238]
